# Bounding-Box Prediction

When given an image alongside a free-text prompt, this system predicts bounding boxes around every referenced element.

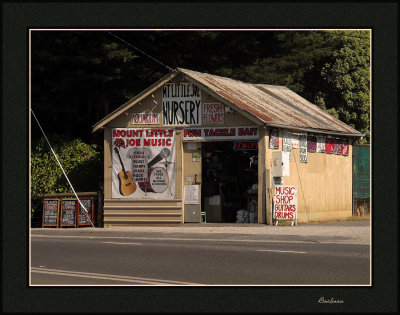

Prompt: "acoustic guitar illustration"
[138,148,170,193]
[114,147,136,196]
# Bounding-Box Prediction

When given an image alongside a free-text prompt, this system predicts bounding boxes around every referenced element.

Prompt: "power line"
[31,108,95,228]
[107,31,174,72]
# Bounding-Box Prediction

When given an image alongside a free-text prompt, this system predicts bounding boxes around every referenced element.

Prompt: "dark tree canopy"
[31,30,370,145]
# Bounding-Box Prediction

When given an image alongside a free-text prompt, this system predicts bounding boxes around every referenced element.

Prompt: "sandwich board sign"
[273,185,297,226]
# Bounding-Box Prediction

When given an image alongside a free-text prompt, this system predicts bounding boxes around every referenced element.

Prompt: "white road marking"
[31,234,319,244]
[30,267,202,285]
[256,249,307,254]
[101,241,143,246]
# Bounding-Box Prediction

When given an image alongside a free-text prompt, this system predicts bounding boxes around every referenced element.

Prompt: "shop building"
[92,68,364,226]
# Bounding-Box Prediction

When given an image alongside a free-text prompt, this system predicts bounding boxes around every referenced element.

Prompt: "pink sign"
[203,103,224,124]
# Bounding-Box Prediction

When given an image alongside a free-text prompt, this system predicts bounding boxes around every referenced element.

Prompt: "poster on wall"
[282,131,292,161]
[291,133,299,149]
[269,129,279,149]
[203,103,224,124]
[300,133,308,163]
[316,136,326,153]
[112,128,175,199]
[307,135,317,153]
[333,138,342,155]
[162,83,202,126]
[325,138,335,154]
[273,185,297,221]
[341,139,349,156]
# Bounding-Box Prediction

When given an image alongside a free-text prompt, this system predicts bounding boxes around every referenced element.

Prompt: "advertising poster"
[326,138,335,154]
[341,139,349,156]
[162,83,202,126]
[273,185,297,220]
[291,133,299,149]
[333,138,342,155]
[112,128,175,199]
[282,131,292,161]
[269,129,279,149]
[307,135,317,153]
[300,133,308,163]
[316,136,326,153]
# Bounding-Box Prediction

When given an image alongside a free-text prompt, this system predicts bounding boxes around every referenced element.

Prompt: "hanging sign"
[162,83,201,126]
[300,133,308,163]
[273,185,297,220]
[333,139,342,155]
[326,138,335,154]
[112,128,176,199]
[341,139,349,156]
[307,135,317,153]
[131,113,160,125]
[316,136,326,153]
[183,126,258,141]
[282,131,292,161]
[269,129,279,149]
[203,103,224,124]
[291,133,299,149]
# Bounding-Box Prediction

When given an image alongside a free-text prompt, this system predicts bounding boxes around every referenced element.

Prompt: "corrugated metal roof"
[92,67,364,137]
[178,68,363,136]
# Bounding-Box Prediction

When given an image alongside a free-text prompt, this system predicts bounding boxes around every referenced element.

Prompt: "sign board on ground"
[78,197,94,227]
[273,185,297,221]
[61,199,77,227]
[42,198,60,227]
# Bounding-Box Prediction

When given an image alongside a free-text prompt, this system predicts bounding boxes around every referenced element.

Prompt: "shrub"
[31,135,102,217]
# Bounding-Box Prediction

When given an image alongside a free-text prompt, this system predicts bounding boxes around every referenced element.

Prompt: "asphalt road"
[30,224,371,286]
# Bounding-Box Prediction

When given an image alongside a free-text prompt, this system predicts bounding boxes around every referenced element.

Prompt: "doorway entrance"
[201,141,258,223]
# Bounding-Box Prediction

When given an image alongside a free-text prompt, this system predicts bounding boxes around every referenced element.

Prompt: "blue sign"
[234,141,258,151]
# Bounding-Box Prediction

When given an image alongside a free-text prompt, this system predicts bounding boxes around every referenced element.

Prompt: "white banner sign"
[131,113,160,125]
[112,128,175,199]
[273,185,297,220]
[283,131,292,161]
[316,136,326,153]
[162,83,202,126]
[183,126,259,141]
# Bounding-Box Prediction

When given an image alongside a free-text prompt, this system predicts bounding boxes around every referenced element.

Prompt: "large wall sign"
[112,128,175,199]
[183,126,259,141]
[162,83,201,126]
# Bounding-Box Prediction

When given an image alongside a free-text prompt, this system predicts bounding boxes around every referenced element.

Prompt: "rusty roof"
[92,68,364,137]
[178,68,363,136]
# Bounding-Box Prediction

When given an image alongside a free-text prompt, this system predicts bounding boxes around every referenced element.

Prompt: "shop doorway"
[201,141,258,223]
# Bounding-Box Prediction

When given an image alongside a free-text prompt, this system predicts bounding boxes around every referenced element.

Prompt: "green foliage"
[31,30,370,144]
[31,135,102,214]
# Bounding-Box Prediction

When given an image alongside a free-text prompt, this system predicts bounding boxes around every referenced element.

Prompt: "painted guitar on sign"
[114,147,136,196]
